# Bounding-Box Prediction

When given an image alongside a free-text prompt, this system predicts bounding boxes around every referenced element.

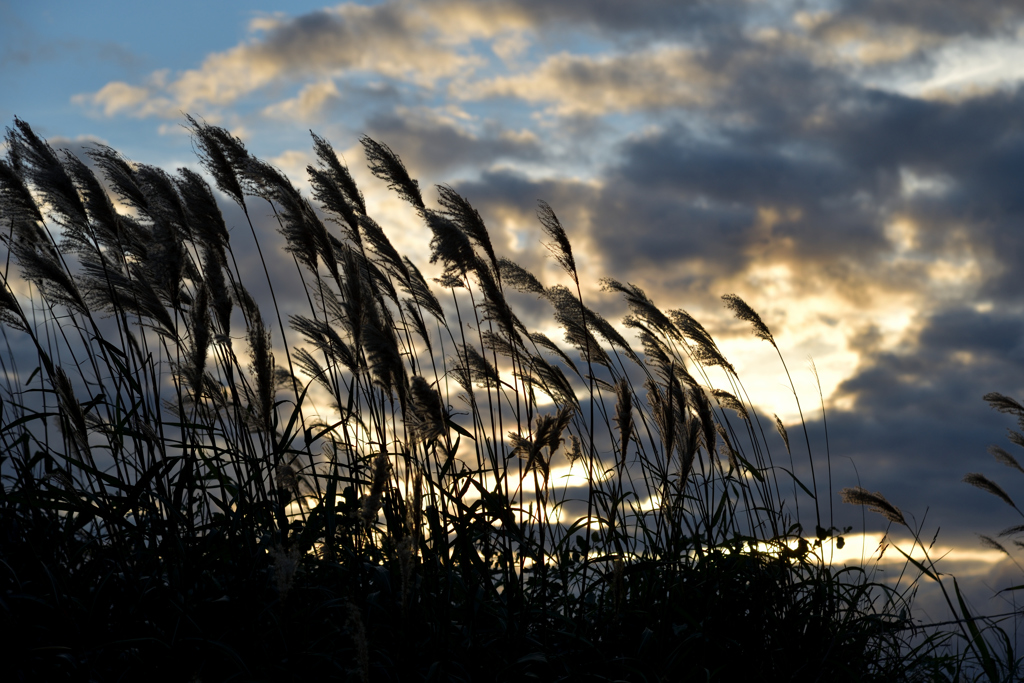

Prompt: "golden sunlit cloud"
[824,532,1008,575]
[461,46,719,116]
[76,1,493,119]
[72,81,177,119]
[813,19,941,65]
[262,80,341,121]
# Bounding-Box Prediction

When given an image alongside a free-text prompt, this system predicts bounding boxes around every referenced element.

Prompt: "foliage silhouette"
[0,116,1008,681]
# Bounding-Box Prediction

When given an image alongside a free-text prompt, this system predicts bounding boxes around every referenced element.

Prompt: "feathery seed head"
[361,453,391,526]
[499,258,545,295]
[567,434,583,465]
[512,406,574,479]
[408,375,447,444]
[722,294,776,348]
[713,389,748,420]
[537,200,577,284]
[603,278,681,341]
[691,386,717,457]
[839,486,908,526]
[979,535,1010,556]
[7,119,89,236]
[186,283,211,396]
[614,378,633,467]
[774,414,791,454]
[246,313,275,434]
[361,136,424,212]
[268,543,302,599]
[0,277,26,332]
[185,114,248,209]
[668,309,735,374]
[529,331,579,375]
[52,368,90,455]
[437,184,498,273]
[0,157,43,222]
[310,130,365,212]
[424,209,477,282]
[989,444,1024,474]
[963,472,1018,510]
[175,167,230,254]
[544,285,611,368]
[984,392,1024,419]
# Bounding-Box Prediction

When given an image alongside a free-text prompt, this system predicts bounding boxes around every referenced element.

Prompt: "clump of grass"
[930,391,1024,681]
[0,115,931,681]
[835,389,1024,682]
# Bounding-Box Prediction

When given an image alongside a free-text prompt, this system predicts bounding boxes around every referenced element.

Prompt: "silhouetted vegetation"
[0,116,1016,681]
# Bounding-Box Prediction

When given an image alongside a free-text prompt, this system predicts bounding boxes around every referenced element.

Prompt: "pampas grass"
[0,116,1003,681]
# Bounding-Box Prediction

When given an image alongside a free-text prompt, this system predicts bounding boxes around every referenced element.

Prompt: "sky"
[6,0,1024,616]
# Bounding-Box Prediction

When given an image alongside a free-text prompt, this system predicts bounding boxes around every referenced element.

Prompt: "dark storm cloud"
[455,165,746,284]
[58,0,1024,545]
[806,88,1024,172]
[839,313,1024,417]
[805,87,1024,303]
[589,67,1024,526]
[501,0,1024,42]
[603,126,885,271]
[919,308,1024,360]
[504,0,739,38]
[599,46,1024,295]
[364,112,545,176]
[820,306,1024,536]
[452,168,594,213]
[442,19,1024,332]
[821,404,1009,537]
[254,8,410,70]
[820,0,1024,38]
[669,67,1024,543]
[439,19,1024,547]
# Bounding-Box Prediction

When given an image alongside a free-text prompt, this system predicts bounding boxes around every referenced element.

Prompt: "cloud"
[45,0,1024,552]
[364,107,545,175]
[491,31,531,62]
[817,305,1024,540]
[819,0,1024,40]
[76,2,488,119]
[786,1,1024,80]
[463,47,719,116]
[808,16,943,65]
[429,57,1024,447]
[498,0,739,38]
[170,5,481,109]
[262,80,341,121]
[72,81,172,118]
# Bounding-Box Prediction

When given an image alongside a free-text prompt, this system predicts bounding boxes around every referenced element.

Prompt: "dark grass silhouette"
[0,116,1010,681]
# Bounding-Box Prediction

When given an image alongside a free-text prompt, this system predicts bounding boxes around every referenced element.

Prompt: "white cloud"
[72,82,162,117]
[491,31,531,62]
[262,80,341,121]
[813,18,942,65]
[461,46,720,116]
[904,33,1024,98]
[76,1,493,119]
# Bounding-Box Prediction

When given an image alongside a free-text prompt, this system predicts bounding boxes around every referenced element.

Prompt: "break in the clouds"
[10,0,1024,556]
